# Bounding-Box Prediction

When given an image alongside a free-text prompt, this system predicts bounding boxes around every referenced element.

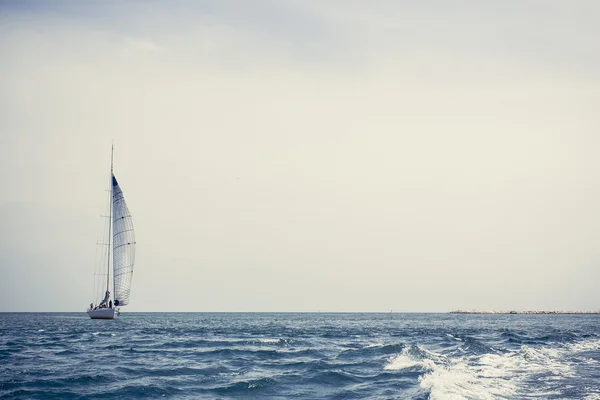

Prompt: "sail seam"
[113,229,135,237]
[113,243,135,251]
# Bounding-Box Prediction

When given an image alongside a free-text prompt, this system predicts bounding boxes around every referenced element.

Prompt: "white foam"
[384,347,437,371]
[384,338,599,399]
[446,334,462,341]
[439,346,576,398]
[419,360,517,400]
[257,338,280,344]
[385,353,423,370]
[567,337,600,352]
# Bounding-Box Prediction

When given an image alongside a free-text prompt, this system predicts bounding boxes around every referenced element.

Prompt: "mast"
[106,145,113,298]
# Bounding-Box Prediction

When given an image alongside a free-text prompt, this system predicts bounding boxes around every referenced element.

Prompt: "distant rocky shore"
[450,310,600,315]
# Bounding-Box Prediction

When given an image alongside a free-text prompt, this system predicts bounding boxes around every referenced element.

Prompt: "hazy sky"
[1,1,599,312]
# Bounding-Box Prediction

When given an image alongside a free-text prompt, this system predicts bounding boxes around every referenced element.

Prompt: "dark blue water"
[1,313,599,399]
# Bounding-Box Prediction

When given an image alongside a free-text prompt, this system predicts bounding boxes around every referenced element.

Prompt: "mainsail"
[112,174,136,306]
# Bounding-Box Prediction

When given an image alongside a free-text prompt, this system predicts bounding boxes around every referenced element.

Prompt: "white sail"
[112,174,136,307]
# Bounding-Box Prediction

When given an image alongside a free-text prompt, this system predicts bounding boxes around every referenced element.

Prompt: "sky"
[1,1,599,312]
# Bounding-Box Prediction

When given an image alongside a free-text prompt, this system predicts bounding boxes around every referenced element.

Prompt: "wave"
[115,365,229,377]
[499,330,580,346]
[388,337,600,399]
[3,313,599,399]
[384,345,444,372]
[146,337,296,350]
[301,370,364,385]
[337,343,406,361]
[210,377,276,394]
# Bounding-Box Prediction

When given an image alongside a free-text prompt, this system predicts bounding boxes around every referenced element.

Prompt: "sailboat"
[87,146,136,319]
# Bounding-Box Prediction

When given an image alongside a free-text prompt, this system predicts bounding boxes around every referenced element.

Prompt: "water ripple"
[1,313,599,399]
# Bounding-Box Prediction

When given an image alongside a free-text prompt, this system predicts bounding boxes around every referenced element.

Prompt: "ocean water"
[1,313,599,399]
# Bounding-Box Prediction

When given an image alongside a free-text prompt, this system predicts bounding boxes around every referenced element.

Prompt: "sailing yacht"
[88,146,136,319]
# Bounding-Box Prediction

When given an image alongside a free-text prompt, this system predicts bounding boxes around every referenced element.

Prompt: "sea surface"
[1,312,599,399]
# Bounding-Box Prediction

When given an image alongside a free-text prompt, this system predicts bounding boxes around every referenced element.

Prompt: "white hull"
[87,308,118,319]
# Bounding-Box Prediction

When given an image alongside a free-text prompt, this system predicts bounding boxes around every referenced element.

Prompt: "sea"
[1,312,599,399]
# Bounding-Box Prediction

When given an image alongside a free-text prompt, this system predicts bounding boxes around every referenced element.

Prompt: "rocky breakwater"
[450,310,600,314]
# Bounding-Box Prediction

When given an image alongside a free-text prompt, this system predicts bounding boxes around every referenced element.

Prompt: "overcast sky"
[1,1,599,312]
